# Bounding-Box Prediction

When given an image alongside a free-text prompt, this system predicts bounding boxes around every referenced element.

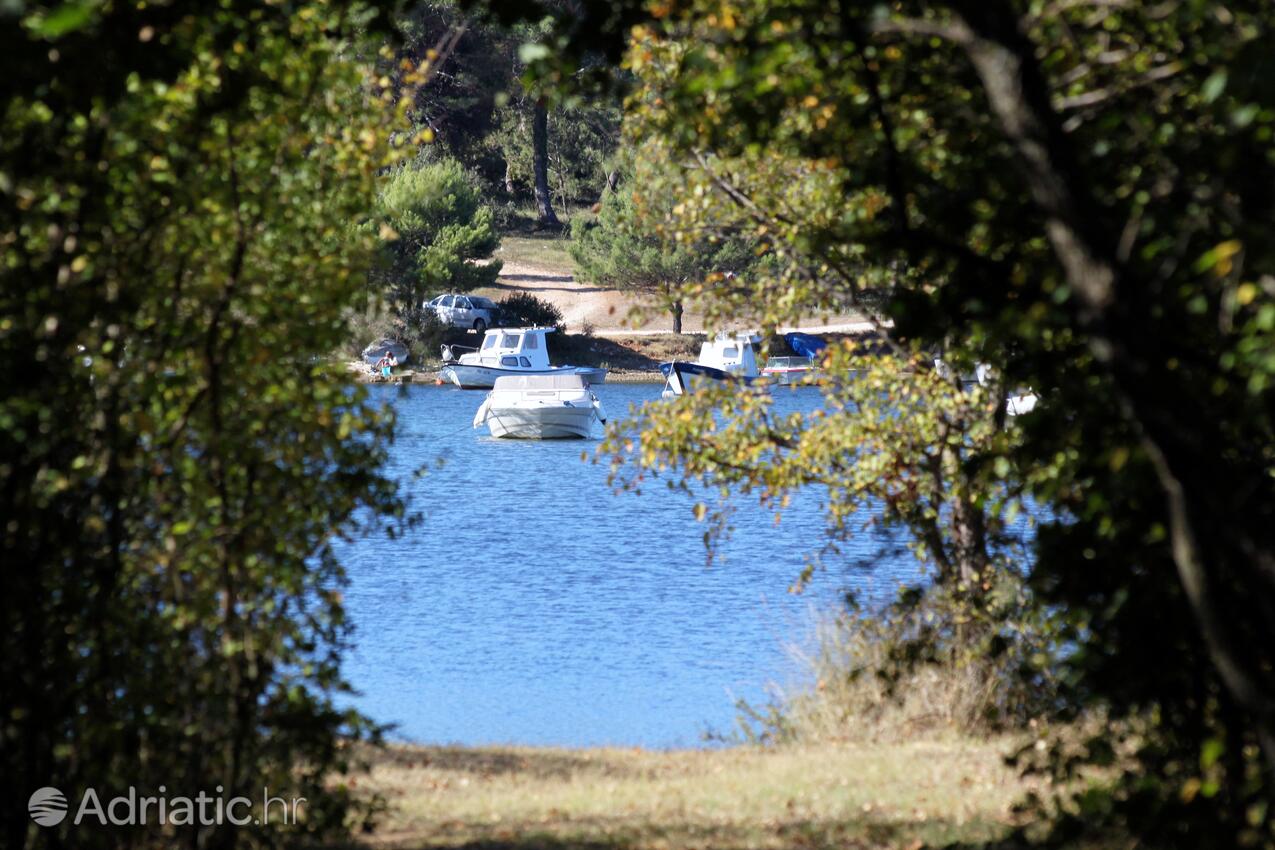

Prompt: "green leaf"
[518,42,551,63]
[1202,70,1227,104]
[28,1,97,38]
[1200,737,1225,769]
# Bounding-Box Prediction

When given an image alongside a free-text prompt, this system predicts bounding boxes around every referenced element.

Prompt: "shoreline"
[345,361,664,386]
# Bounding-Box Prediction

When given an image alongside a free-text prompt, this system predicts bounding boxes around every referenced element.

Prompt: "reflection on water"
[335,383,927,747]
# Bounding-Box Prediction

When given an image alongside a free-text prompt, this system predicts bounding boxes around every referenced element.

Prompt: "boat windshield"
[501,333,521,348]
[482,334,498,350]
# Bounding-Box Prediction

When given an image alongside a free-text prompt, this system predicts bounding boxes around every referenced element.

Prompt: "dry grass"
[350,738,1036,850]
[495,235,574,274]
[768,617,1022,746]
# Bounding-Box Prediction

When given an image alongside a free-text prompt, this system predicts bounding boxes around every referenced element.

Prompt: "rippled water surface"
[337,383,927,747]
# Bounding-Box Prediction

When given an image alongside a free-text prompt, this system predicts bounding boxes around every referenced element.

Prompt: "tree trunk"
[950,0,1275,768]
[671,300,683,334]
[504,159,515,195]
[606,169,619,194]
[532,100,560,228]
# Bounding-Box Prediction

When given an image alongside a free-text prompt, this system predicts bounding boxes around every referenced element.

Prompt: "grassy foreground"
[352,738,1038,850]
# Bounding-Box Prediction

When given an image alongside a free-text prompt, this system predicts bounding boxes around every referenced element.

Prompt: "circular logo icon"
[29,787,67,827]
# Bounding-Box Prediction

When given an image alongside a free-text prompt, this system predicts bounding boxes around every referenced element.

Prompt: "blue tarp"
[784,332,827,359]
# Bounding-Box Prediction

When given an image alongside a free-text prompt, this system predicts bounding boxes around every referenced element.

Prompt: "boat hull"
[484,405,597,439]
[659,361,749,396]
[761,368,812,386]
[441,363,607,389]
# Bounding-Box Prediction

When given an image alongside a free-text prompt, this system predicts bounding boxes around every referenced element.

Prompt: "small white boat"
[1006,391,1039,416]
[440,327,607,389]
[761,355,814,385]
[472,374,607,439]
[962,360,1040,416]
[660,332,760,397]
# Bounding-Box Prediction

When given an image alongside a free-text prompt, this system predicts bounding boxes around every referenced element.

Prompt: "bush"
[396,308,452,365]
[497,292,565,333]
[345,307,450,366]
[737,578,1062,745]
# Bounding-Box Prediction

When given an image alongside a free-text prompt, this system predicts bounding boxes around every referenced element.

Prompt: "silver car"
[426,293,498,333]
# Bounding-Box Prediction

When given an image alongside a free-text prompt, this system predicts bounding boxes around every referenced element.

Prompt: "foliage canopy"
[487,0,1275,843]
[570,154,754,332]
[375,157,502,317]
[1,1,411,847]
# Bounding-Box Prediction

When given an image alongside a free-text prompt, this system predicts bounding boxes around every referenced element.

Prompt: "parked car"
[426,293,499,332]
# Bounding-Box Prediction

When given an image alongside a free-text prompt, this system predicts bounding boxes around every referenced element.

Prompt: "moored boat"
[472,374,607,439]
[440,327,606,389]
[660,332,760,397]
[761,355,815,385]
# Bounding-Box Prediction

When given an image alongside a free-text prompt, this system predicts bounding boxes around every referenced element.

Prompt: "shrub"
[497,292,565,333]
[397,308,452,365]
[344,306,450,366]
[738,577,1062,745]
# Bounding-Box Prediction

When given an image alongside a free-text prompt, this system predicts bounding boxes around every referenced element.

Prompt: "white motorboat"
[1006,391,1039,416]
[440,327,607,389]
[761,355,815,385]
[660,332,760,397]
[472,374,607,439]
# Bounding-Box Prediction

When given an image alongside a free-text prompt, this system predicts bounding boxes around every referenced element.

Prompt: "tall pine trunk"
[532,100,560,227]
[671,300,683,334]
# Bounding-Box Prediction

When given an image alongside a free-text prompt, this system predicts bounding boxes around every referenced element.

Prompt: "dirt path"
[475,239,876,337]
[475,257,700,335]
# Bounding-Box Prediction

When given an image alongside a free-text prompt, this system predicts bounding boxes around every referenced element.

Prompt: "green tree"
[0,2,409,847]
[484,0,1275,842]
[391,4,520,180]
[375,157,502,317]
[494,95,621,219]
[385,6,622,226]
[569,157,753,332]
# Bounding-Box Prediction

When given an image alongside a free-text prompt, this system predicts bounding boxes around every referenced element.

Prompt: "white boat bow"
[473,374,607,439]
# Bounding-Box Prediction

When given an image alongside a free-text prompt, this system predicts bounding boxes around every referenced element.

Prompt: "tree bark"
[532,100,560,227]
[671,300,683,334]
[504,159,515,195]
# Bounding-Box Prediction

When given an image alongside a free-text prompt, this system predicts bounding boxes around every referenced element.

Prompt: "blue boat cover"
[784,332,827,359]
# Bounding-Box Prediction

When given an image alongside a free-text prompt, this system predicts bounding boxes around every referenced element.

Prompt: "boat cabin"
[492,373,588,393]
[699,333,760,378]
[459,327,554,370]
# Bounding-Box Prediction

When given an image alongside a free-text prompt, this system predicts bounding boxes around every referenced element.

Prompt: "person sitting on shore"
[375,353,393,379]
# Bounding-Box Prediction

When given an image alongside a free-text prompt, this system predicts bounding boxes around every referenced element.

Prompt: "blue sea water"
[335,383,929,748]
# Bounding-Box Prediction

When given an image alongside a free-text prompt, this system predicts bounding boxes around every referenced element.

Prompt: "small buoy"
[434,378,444,385]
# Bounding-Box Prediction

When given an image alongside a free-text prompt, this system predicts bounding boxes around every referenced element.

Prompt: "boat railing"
[440,343,479,361]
